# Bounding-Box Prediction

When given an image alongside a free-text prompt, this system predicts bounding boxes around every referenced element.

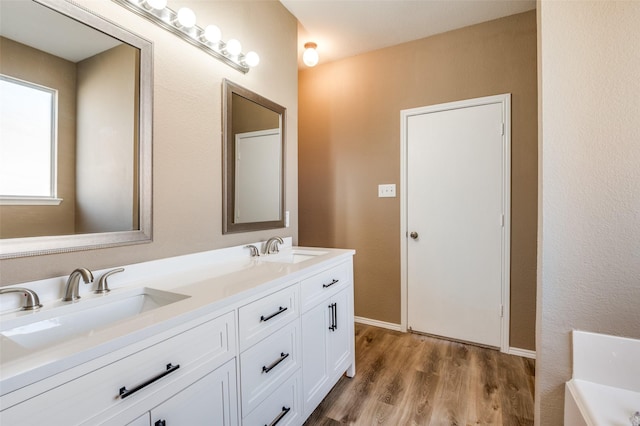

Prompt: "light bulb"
[203,25,222,44]
[176,7,196,28]
[225,39,242,56]
[303,42,319,67]
[244,51,260,67]
[145,0,167,10]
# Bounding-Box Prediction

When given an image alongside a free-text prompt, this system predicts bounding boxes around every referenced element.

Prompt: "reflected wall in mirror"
[223,79,285,234]
[0,0,152,259]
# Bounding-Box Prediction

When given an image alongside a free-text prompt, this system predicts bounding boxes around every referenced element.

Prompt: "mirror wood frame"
[0,0,153,259]
[222,79,286,234]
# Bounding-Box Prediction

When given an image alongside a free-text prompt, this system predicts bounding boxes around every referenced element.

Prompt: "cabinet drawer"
[240,319,300,416]
[242,371,301,426]
[238,284,298,351]
[0,311,235,426]
[149,358,238,426]
[300,262,350,310]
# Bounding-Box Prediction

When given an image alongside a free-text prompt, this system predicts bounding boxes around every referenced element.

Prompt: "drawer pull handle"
[119,363,180,399]
[262,352,289,373]
[266,406,291,426]
[322,279,339,288]
[260,306,288,322]
[154,421,166,426]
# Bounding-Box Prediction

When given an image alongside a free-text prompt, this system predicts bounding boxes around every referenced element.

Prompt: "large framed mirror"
[0,0,152,259]
[222,80,285,234]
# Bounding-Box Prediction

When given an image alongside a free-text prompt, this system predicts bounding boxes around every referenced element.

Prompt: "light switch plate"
[378,184,396,198]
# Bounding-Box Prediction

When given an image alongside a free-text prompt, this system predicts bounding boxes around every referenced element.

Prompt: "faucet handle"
[0,288,42,311]
[245,245,260,257]
[95,268,124,294]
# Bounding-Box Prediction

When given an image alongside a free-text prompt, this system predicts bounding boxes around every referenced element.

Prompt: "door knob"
[410,231,418,240]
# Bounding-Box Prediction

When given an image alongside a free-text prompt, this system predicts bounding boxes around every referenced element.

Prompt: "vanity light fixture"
[303,42,319,67]
[225,38,242,57]
[244,51,260,67]
[144,0,166,10]
[202,24,222,45]
[112,0,259,73]
[175,7,196,29]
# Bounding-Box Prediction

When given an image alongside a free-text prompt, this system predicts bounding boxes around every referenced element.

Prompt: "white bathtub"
[565,331,640,425]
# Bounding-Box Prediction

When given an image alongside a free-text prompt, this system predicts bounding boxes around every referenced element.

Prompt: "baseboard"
[508,347,536,359]
[354,316,402,332]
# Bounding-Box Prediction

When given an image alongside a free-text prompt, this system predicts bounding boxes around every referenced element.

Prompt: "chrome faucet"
[264,236,284,255]
[0,287,42,310]
[62,268,94,301]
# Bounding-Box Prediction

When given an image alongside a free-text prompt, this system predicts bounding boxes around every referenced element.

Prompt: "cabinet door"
[301,302,330,411]
[150,359,237,426]
[327,288,351,376]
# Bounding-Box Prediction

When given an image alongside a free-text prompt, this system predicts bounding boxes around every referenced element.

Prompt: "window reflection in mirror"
[0,75,57,201]
[0,0,152,258]
[223,80,286,234]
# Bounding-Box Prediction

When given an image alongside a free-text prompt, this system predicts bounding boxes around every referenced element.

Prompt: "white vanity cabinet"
[0,246,355,426]
[0,311,237,426]
[300,261,355,418]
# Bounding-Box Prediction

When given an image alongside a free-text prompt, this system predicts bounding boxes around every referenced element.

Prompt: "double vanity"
[0,239,355,425]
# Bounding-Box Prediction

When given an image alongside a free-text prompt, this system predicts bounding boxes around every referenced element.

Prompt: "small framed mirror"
[222,80,285,234]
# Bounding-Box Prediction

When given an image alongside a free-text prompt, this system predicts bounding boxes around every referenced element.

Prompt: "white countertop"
[0,243,354,396]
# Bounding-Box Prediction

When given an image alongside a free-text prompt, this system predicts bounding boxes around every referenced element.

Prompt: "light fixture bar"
[112,0,252,73]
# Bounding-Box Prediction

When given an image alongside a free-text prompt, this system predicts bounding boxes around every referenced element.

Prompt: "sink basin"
[0,287,189,350]
[260,249,328,264]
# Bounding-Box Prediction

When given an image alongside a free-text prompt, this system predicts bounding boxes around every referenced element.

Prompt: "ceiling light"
[303,42,318,67]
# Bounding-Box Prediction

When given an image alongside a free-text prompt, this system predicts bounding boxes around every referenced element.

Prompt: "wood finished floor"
[304,324,535,426]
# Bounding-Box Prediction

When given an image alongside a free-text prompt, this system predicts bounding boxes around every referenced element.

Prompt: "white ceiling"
[280,0,536,68]
[0,0,121,63]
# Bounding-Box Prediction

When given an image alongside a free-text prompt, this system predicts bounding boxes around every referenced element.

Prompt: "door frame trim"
[400,93,511,353]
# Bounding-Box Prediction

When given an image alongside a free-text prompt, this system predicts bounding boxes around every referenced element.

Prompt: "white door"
[403,95,510,349]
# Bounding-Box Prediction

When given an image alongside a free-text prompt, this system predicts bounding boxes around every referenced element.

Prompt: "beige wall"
[299,11,538,350]
[0,37,77,238]
[0,0,298,284]
[75,44,138,233]
[536,1,640,424]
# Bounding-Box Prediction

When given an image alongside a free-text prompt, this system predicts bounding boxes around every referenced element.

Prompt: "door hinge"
[501,122,505,136]
[500,304,504,317]
[500,214,505,227]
